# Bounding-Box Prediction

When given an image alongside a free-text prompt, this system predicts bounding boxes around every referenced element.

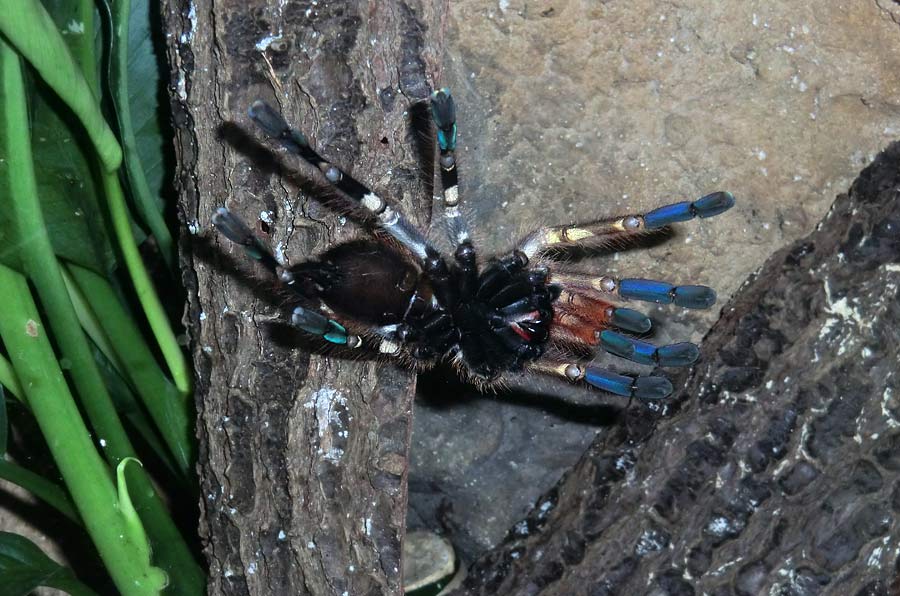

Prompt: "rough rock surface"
[447,141,900,594]
[409,0,900,564]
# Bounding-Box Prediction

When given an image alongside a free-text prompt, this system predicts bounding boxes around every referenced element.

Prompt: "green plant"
[0,0,202,593]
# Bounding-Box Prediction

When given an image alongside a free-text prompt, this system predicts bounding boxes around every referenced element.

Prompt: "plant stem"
[0,354,24,400]
[0,264,163,595]
[104,0,176,271]
[102,171,193,396]
[1,43,204,595]
[68,263,195,480]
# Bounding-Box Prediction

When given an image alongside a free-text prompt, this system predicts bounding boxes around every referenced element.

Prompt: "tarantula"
[212,89,734,400]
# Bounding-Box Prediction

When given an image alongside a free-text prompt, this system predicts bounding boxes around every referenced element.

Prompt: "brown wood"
[161,1,447,593]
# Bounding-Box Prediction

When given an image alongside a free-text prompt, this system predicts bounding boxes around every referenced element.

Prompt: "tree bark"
[451,144,900,595]
[162,1,446,593]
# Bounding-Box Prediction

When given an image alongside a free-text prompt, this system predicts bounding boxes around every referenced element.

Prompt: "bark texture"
[451,143,900,595]
[162,1,446,594]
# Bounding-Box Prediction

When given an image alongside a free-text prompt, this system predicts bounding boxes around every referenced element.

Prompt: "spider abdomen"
[294,240,425,325]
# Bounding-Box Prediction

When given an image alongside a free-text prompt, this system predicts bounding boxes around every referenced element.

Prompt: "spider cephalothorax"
[212,89,734,400]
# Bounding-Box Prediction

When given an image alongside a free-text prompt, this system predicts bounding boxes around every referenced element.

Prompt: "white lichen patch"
[882,386,899,428]
[304,387,349,463]
[823,279,870,337]
[635,530,666,555]
[256,34,283,52]
[706,516,734,537]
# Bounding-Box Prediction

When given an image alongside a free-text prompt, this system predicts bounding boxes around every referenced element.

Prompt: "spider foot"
[606,306,652,333]
[430,88,457,153]
[211,207,279,272]
[583,366,673,400]
[642,191,735,229]
[291,306,360,348]
[617,278,717,309]
[599,330,699,367]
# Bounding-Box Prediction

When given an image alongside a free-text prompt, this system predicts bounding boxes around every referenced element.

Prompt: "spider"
[212,89,735,401]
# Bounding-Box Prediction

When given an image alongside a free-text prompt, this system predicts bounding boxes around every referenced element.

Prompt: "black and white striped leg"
[430,89,470,244]
[516,192,735,259]
[431,88,478,299]
[248,100,435,263]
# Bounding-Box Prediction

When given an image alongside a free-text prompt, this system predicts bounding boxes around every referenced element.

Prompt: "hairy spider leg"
[550,271,718,309]
[248,100,460,308]
[248,101,431,260]
[210,206,281,274]
[529,360,673,400]
[548,289,699,366]
[555,288,651,334]
[430,89,463,240]
[516,191,735,259]
[211,208,361,347]
[430,88,479,300]
[548,269,717,366]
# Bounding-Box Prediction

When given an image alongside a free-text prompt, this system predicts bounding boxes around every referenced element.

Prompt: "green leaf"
[0,460,81,524]
[0,0,121,172]
[92,342,181,479]
[0,531,99,596]
[69,263,194,479]
[0,386,7,455]
[119,0,176,270]
[0,6,116,274]
[26,81,118,274]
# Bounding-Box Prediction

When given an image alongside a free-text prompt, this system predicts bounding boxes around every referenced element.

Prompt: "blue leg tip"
[609,307,652,333]
[292,306,329,335]
[643,201,693,229]
[323,324,349,345]
[633,376,673,400]
[599,331,656,365]
[657,342,700,367]
[618,279,675,304]
[673,285,717,309]
[601,331,699,367]
[584,367,674,399]
[430,88,457,151]
[600,330,640,362]
[292,307,348,344]
[584,367,634,397]
[692,191,735,218]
